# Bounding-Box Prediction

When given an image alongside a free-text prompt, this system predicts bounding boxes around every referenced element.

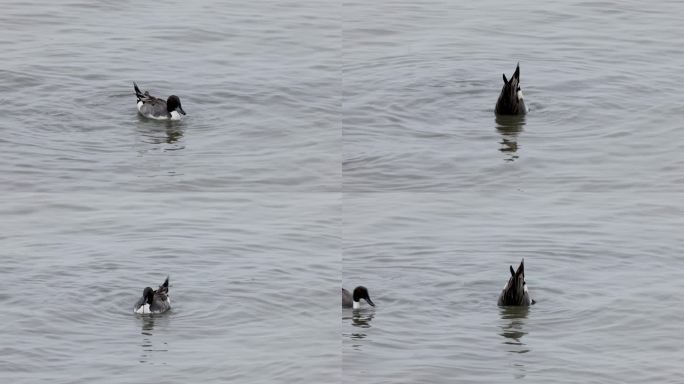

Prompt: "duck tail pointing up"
[162,276,169,288]
[133,82,144,100]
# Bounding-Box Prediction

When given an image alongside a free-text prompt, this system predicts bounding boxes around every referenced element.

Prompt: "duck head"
[353,286,375,309]
[166,95,186,117]
[143,286,155,305]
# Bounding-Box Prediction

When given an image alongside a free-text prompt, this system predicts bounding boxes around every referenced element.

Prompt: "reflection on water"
[141,315,156,335]
[163,127,184,145]
[499,306,531,380]
[495,115,526,162]
[351,311,374,328]
[344,310,375,350]
[135,117,186,147]
[138,315,169,364]
[498,306,530,353]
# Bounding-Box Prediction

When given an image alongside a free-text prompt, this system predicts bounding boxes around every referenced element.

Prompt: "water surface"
[342,0,684,192]
[1,192,340,383]
[0,0,340,192]
[343,192,684,383]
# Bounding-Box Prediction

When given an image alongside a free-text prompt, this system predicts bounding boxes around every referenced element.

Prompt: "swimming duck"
[342,286,375,309]
[134,276,171,314]
[497,259,535,306]
[495,63,527,115]
[134,82,186,120]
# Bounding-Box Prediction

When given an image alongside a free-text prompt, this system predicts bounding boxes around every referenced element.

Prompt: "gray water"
[343,0,684,192]
[342,0,684,382]
[1,0,340,383]
[3,0,684,382]
[1,0,340,192]
[343,192,684,383]
[1,193,340,383]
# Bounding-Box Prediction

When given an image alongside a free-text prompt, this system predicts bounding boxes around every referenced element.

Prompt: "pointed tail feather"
[156,276,169,294]
[133,82,144,101]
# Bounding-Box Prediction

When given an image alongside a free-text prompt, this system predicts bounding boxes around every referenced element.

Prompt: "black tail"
[161,276,169,288]
[133,82,144,101]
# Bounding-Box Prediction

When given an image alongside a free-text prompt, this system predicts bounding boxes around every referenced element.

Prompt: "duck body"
[495,63,527,116]
[498,259,535,306]
[134,82,186,120]
[134,277,171,314]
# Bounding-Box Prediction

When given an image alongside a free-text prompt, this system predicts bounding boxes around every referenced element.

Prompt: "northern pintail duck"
[497,259,535,306]
[134,276,171,314]
[134,82,186,120]
[495,63,527,115]
[342,286,375,309]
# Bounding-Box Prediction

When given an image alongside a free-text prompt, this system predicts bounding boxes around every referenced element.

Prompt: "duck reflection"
[498,306,530,353]
[495,115,526,162]
[138,315,169,364]
[136,116,185,146]
[141,315,156,335]
[343,310,374,342]
[163,127,184,145]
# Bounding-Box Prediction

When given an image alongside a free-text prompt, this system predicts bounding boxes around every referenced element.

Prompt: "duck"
[342,286,375,309]
[134,276,171,314]
[134,82,186,120]
[497,259,535,306]
[495,63,527,115]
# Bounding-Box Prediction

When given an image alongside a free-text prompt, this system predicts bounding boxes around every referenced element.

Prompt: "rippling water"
[4,0,684,382]
[1,0,340,382]
[343,0,684,192]
[342,0,684,382]
[1,193,340,383]
[0,0,340,192]
[343,192,684,383]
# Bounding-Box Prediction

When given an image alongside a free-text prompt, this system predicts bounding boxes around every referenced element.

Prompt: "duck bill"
[178,107,186,115]
[365,298,375,307]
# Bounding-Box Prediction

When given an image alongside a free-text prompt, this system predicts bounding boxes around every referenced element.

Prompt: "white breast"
[169,110,182,120]
[135,303,151,314]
